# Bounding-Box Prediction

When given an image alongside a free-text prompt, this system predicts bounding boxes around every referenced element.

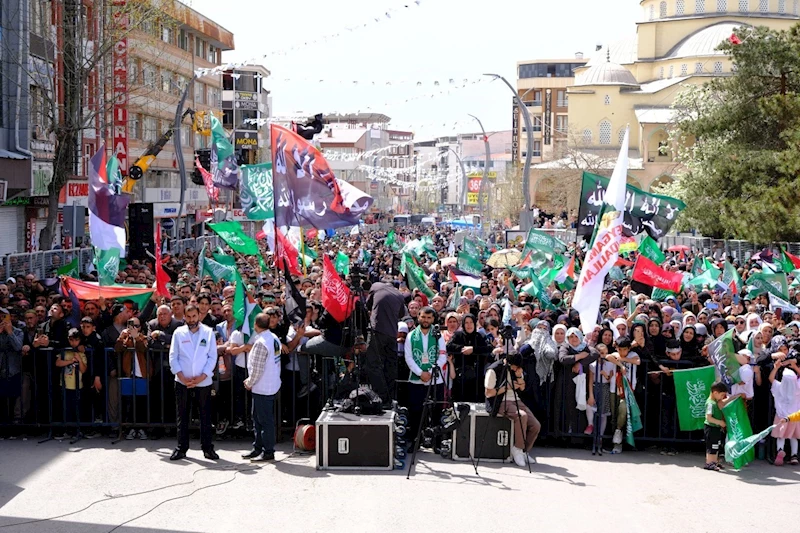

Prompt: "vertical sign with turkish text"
[112,0,128,175]
[544,90,552,146]
[511,97,519,167]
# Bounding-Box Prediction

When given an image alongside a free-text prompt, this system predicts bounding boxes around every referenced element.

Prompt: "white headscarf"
[612,318,628,340]
[745,312,762,331]
[552,324,567,346]
[566,327,587,351]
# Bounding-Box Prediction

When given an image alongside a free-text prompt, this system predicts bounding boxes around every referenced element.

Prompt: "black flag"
[283,258,306,324]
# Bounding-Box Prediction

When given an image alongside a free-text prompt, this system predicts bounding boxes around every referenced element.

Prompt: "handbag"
[574,373,587,411]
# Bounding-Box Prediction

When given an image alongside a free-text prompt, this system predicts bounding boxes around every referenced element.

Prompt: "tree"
[6,0,173,250]
[665,24,800,242]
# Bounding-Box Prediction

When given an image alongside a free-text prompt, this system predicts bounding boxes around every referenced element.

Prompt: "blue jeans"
[252,393,276,455]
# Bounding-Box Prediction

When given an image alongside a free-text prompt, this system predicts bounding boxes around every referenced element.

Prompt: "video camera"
[419,403,471,449]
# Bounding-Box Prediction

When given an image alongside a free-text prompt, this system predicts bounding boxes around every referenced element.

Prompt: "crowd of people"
[0,223,797,470]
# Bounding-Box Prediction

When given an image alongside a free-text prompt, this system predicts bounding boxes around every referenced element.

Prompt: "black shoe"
[170,449,187,461]
[250,452,275,462]
[203,449,220,461]
[241,449,262,459]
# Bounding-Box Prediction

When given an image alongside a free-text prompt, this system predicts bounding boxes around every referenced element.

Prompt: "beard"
[186,320,199,330]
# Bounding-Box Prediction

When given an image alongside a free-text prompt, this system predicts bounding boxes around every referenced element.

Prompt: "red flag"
[154,223,171,298]
[615,257,634,268]
[195,156,218,203]
[306,228,318,240]
[276,228,301,277]
[729,33,741,45]
[632,255,684,293]
[322,255,352,323]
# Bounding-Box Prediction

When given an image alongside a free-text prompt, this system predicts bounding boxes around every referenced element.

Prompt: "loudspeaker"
[128,203,154,262]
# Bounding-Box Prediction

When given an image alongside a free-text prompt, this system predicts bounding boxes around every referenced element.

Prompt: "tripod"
[323,291,366,412]
[474,334,532,475]
[406,361,447,479]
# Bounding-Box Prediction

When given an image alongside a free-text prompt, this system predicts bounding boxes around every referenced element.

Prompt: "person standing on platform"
[366,281,406,408]
[168,305,218,461]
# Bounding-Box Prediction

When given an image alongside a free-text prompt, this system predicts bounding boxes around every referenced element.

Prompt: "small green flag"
[200,246,236,282]
[651,288,675,301]
[457,251,483,277]
[673,366,717,431]
[628,291,638,318]
[638,234,666,264]
[57,257,80,278]
[233,272,246,329]
[404,254,435,298]
[521,275,557,311]
[623,376,643,447]
[335,251,350,275]
[686,269,721,289]
[725,422,775,469]
[208,221,260,256]
[210,114,235,161]
[746,271,789,300]
[386,230,397,250]
[722,261,743,293]
[721,397,756,469]
[707,329,741,387]
[95,247,121,286]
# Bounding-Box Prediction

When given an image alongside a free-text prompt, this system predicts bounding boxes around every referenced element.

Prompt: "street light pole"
[484,73,533,231]
[468,114,491,238]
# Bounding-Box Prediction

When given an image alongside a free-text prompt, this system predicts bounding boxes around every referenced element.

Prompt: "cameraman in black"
[403,306,446,446]
[485,352,541,467]
[366,278,406,408]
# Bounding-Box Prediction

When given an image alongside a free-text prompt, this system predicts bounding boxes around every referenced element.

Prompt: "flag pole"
[300,226,307,277]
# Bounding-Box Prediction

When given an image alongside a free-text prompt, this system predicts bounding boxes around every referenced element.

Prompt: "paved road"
[0,438,797,533]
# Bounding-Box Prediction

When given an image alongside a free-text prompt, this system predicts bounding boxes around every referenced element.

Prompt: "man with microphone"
[168,304,218,461]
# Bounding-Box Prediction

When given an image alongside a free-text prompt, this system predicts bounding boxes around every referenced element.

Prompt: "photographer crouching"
[403,306,446,447]
[484,352,541,467]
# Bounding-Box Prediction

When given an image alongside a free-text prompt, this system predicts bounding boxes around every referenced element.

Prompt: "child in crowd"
[55,328,87,429]
[607,337,640,453]
[586,343,614,440]
[769,361,800,466]
[704,382,744,471]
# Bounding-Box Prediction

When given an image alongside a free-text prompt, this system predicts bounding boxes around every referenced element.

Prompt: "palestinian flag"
[778,248,800,274]
[448,268,481,289]
[88,146,130,285]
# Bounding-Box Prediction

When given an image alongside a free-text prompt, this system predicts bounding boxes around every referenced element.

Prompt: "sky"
[184,0,642,140]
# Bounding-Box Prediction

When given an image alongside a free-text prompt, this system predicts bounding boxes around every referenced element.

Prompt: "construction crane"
[121,108,210,193]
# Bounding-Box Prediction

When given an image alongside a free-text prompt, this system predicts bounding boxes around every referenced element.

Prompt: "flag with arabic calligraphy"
[577,172,685,241]
[239,163,274,220]
[270,124,373,230]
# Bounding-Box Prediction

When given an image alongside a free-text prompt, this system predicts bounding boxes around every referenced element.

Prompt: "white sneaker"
[510,446,526,467]
[125,429,137,440]
[612,429,623,445]
[138,429,148,440]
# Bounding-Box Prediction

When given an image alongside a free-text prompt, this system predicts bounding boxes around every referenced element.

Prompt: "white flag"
[769,292,799,314]
[572,126,630,333]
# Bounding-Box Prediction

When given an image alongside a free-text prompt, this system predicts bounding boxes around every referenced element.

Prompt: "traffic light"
[192,149,211,185]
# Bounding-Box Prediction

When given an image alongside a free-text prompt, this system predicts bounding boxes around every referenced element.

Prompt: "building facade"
[523,0,800,216]
[222,64,271,165]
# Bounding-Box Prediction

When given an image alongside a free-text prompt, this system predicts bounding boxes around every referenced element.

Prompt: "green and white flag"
[722,260,743,293]
[673,366,716,431]
[199,243,236,282]
[521,275,557,311]
[57,257,80,278]
[335,251,350,275]
[722,397,756,469]
[746,271,789,300]
[623,375,643,446]
[707,329,741,387]
[208,221,260,256]
[725,423,775,470]
[233,272,246,329]
[638,234,666,265]
[95,247,121,286]
[456,251,483,277]
[239,162,274,220]
[769,292,799,314]
[404,254,435,298]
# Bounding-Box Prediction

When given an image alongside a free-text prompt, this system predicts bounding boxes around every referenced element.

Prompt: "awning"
[0,149,29,160]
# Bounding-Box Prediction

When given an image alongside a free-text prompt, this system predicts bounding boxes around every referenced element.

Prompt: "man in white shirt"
[241,313,282,462]
[403,306,447,447]
[168,305,218,461]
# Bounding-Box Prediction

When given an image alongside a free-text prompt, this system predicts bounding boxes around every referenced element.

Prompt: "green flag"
[457,251,483,277]
[608,266,626,281]
[703,258,722,280]
[721,397,756,469]
[722,261,743,293]
[210,114,234,161]
[673,366,717,431]
[335,251,350,275]
[651,288,675,301]
[405,255,434,298]
[508,279,519,302]
[521,275,557,311]
[747,271,789,300]
[628,291,638,318]
[690,256,705,277]
[623,376,643,447]
[725,423,775,469]
[239,162,274,220]
[463,237,485,259]
[200,245,236,282]
[638,235,665,264]
[706,329,741,387]
[95,247,121,286]
[537,267,559,289]
[686,269,721,289]
[233,272,246,329]
[386,230,398,250]
[242,298,262,342]
[510,265,536,280]
[57,257,80,278]
[208,221,260,256]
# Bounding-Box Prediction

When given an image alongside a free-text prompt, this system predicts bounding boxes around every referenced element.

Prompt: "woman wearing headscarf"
[442,312,461,344]
[679,325,705,366]
[446,313,492,402]
[648,319,666,359]
[612,318,628,340]
[598,326,615,351]
[552,327,599,436]
[552,324,567,349]
[745,312,762,331]
[629,322,653,391]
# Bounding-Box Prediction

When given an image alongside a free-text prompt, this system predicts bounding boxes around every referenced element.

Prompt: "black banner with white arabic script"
[577,172,685,241]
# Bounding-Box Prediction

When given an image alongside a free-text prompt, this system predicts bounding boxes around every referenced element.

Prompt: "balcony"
[524,101,542,107]
[556,100,568,107]
[647,151,673,163]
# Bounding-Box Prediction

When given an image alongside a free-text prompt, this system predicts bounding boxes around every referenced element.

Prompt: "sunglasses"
[735,320,745,325]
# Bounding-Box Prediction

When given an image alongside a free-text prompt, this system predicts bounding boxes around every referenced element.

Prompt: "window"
[30,0,52,37]
[618,128,627,145]
[779,0,786,11]
[556,115,568,133]
[714,61,723,74]
[208,87,221,107]
[599,121,612,145]
[695,62,704,73]
[176,75,188,96]
[533,141,542,157]
[222,109,233,128]
[795,0,799,14]
[739,0,748,12]
[194,81,205,104]
[718,0,727,11]
[142,63,156,88]
[161,69,173,93]
[143,116,158,143]
[207,44,217,64]
[680,63,688,76]
[650,4,655,19]
[556,90,567,107]
[659,66,664,79]
[582,128,592,145]
[668,65,674,78]
[660,1,668,16]
[533,90,542,105]
[129,59,139,85]
[604,94,611,105]
[533,116,542,132]
[696,0,706,13]
[30,85,47,132]
[195,38,205,58]
[759,0,768,11]
[130,114,141,139]
[677,0,685,14]
[178,29,189,51]
[161,25,173,45]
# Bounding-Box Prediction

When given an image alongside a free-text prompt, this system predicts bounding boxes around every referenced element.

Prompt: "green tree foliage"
[665,24,800,242]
